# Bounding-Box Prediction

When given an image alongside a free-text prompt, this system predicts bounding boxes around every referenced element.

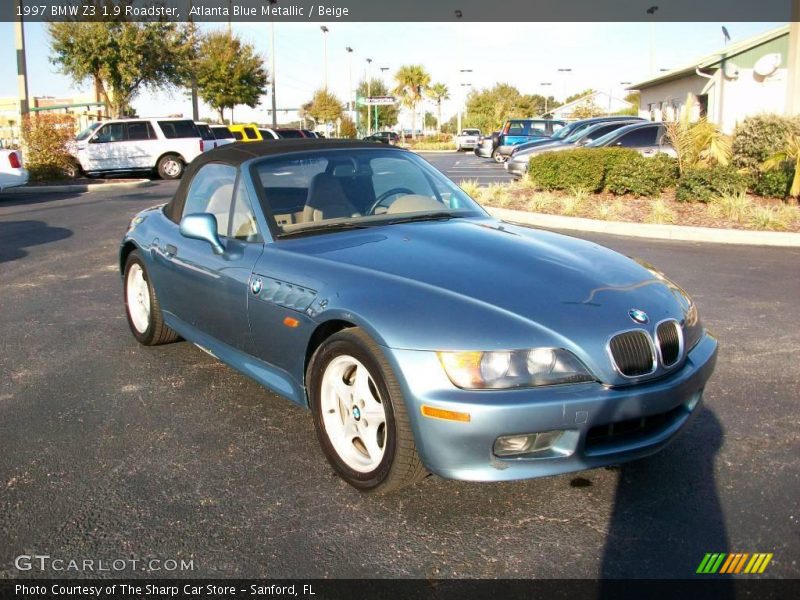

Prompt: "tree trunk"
[411,104,416,140]
[437,100,442,136]
[218,107,225,123]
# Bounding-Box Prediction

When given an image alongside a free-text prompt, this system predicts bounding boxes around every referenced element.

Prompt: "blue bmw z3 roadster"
[120,140,717,492]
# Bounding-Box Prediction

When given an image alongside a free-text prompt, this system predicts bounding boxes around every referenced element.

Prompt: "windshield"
[553,123,594,144]
[550,123,580,141]
[251,149,487,236]
[75,122,102,141]
[586,126,630,147]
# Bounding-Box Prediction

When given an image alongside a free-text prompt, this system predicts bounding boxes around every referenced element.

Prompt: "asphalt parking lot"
[417,150,515,185]
[1,163,799,579]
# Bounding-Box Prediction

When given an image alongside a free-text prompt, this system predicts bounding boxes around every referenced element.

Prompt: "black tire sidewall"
[123,251,155,345]
[308,332,398,490]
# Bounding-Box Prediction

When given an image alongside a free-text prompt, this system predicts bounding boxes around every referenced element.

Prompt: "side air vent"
[608,330,655,377]
[656,320,682,367]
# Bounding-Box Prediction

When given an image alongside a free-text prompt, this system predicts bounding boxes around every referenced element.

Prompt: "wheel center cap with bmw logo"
[628,309,649,324]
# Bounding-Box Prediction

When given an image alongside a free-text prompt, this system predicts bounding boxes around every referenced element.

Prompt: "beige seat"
[204,183,234,235]
[386,194,444,214]
[302,173,359,223]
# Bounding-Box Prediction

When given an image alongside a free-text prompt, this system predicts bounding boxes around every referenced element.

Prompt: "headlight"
[437,348,594,389]
[127,216,144,232]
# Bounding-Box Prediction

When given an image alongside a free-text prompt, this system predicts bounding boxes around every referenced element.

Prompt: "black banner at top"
[0,0,795,23]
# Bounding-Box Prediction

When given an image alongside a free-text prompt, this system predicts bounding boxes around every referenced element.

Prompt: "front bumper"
[383,333,718,481]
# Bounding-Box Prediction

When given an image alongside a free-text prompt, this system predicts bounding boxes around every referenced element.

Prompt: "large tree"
[462,84,557,133]
[305,89,344,127]
[392,65,431,139]
[48,22,189,118]
[355,79,399,132]
[194,31,269,123]
[426,82,449,133]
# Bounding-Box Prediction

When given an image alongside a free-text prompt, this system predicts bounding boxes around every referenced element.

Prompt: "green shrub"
[605,152,679,196]
[528,149,605,192]
[732,114,800,170]
[528,147,678,197]
[751,167,793,198]
[732,114,800,197]
[676,165,750,202]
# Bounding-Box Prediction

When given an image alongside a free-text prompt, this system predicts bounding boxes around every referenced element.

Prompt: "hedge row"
[527,148,681,198]
[526,114,798,201]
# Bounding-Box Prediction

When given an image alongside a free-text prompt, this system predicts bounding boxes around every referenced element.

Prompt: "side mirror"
[180,213,225,254]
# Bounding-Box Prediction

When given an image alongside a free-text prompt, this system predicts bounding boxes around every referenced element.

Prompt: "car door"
[124,121,157,168]
[151,163,264,352]
[614,125,661,154]
[83,122,129,171]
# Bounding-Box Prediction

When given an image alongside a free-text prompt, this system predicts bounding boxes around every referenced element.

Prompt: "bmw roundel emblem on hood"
[251,278,263,295]
[628,309,649,324]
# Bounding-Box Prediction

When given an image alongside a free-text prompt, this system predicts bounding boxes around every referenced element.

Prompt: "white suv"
[70,118,206,180]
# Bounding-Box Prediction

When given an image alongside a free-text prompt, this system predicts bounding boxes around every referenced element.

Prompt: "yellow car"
[228,124,263,142]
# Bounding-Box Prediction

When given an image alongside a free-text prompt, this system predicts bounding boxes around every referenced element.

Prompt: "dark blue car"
[120,140,717,493]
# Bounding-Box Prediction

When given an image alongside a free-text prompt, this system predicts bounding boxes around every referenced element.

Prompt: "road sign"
[365,96,397,106]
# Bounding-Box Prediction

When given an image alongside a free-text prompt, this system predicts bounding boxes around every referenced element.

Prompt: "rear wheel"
[492,148,506,163]
[124,251,179,346]
[308,328,427,493]
[157,154,184,180]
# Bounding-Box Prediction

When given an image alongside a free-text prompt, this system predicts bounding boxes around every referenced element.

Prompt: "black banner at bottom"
[1,579,799,600]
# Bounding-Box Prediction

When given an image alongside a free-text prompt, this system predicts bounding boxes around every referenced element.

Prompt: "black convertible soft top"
[164,139,404,223]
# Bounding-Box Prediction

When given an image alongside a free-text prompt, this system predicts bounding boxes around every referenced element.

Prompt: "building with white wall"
[629,25,791,133]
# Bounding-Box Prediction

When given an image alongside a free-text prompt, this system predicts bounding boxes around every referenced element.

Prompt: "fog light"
[494,430,565,457]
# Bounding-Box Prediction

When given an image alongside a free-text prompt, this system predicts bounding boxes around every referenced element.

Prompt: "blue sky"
[0,21,783,124]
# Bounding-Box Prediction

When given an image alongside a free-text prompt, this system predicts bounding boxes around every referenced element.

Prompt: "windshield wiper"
[371,212,466,226]
[278,221,370,238]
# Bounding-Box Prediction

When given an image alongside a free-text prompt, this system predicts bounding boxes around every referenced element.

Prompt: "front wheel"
[308,328,427,493]
[492,148,506,163]
[124,251,179,345]
[157,154,184,180]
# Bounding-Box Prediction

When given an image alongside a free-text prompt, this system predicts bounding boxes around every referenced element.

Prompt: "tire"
[492,148,506,163]
[63,159,82,179]
[157,154,184,180]
[307,327,428,493]
[123,250,179,346]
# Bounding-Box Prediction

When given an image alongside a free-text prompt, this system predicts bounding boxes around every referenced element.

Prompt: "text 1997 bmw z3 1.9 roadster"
[120,140,717,493]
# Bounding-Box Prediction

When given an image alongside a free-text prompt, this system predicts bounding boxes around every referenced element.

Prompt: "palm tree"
[426,82,450,135]
[665,93,731,174]
[392,65,431,140]
[762,133,800,197]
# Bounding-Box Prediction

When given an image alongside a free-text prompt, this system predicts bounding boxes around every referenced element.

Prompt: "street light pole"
[346,47,354,120]
[539,82,552,116]
[13,0,29,120]
[270,6,278,128]
[457,68,472,134]
[557,68,572,105]
[188,1,199,121]
[366,58,373,136]
[320,26,329,91]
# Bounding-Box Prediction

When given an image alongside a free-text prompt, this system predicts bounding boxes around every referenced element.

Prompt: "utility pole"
[540,82,552,116]
[188,1,199,122]
[457,69,472,134]
[320,26,329,90]
[787,0,800,115]
[270,1,278,128]
[13,0,29,120]
[366,58,373,136]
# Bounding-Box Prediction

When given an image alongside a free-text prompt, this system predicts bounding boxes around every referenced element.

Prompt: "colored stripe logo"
[696,553,773,574]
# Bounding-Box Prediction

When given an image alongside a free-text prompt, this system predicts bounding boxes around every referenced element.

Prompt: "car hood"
[281,218,689,381]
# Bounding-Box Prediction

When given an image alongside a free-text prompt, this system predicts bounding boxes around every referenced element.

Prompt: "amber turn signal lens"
[283,317,300,328]
[420,405,471,422]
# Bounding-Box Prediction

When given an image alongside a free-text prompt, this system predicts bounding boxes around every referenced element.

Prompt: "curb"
[2,179,154,195]
[408,149,457,154]
[487,206,800,248]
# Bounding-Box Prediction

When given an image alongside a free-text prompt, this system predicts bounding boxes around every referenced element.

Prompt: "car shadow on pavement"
[0,220,73,263]
[598,407,733,595]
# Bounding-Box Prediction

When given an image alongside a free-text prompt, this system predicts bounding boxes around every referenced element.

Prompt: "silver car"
[455,129,482,151]
[506,120,639,178]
